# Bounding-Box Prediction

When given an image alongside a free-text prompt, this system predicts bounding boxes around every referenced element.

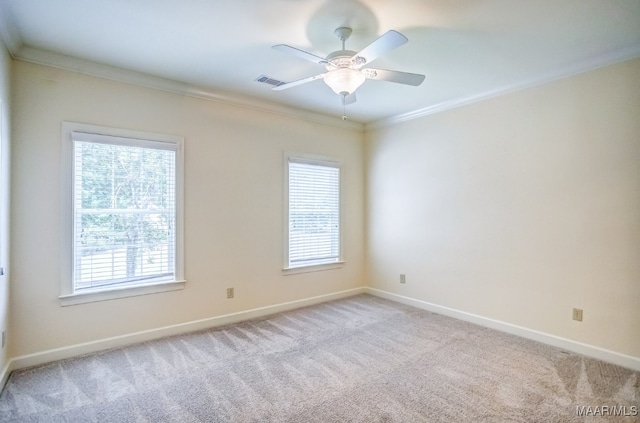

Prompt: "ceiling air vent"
[255,75,286,87]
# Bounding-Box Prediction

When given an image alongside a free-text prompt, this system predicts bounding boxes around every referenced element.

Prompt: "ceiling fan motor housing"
[325,50,358,70]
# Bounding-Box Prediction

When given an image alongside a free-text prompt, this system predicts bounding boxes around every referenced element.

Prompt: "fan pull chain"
[342,93,348,120]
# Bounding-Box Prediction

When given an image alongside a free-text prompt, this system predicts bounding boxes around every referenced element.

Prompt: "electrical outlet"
[572,308,583,322]
[400,274,406,284]
[227,288,234,299]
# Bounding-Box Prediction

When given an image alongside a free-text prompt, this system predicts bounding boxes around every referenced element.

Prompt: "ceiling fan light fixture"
[323,68,365,95]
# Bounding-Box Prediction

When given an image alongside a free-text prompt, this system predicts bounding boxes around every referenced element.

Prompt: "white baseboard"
[0,360,10,393]
[4,287,365,379]
[3,285,636,393]
[365,287,640,372]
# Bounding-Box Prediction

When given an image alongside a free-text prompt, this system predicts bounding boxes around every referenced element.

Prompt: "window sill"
[283,261,345,276]
[59,280,186,306]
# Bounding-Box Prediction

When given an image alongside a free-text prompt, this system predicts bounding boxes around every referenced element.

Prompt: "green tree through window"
[73,136,177,290]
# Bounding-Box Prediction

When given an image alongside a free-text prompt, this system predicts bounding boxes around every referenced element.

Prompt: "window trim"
[60,122,185,306]
[283,152,344,274]
[0,101,4,279]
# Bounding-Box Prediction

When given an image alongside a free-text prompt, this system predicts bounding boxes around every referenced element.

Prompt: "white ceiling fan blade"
[364,68,425,86]
[341,93,357,105]
[351,30,408,68]
[272,44,327,65]
[272,73,326,91]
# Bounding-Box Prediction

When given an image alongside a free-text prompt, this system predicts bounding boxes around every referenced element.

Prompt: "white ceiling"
[1,0,640,125]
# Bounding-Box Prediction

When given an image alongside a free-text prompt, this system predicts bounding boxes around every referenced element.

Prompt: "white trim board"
[11,44,640,133]
[0,287,365,386]
[12,47,363,132]
[365,287,640,372]
[2,286,637,391]
[0,360,10,395]
[365,46,640,131]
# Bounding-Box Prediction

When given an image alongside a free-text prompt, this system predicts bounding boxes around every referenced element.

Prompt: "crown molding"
[7,39,640,133]
[366,44,640,131]
[13,46,364,131]
[0,2,22,55]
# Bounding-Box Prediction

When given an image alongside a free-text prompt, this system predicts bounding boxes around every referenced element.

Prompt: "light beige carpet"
[0,294,638,422]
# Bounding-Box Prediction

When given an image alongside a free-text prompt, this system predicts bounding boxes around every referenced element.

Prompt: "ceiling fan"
[271,27,425,116]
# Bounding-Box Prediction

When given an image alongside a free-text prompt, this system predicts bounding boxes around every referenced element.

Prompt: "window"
[285,155,342,271]
[61,123,184,305]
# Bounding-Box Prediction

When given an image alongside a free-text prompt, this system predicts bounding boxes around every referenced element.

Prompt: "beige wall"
[0,36,11,373]
[10,61,365,357]
[8,54,640,363]
[366,58,640,358]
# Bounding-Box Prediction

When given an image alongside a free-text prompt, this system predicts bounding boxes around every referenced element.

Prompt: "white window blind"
[288,158,341,268]
[72,132,177,291]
